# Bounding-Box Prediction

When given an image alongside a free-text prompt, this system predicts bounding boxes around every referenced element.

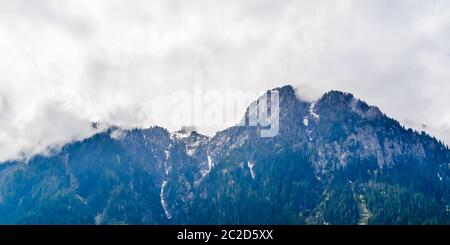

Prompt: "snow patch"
[248,161,256,179]
[306,129,313,141]
[186,148,196,156]
[186,138,207,156]
[164,150,170,160]
[303,102,319,128]
[171,131,190,140]
[303,118,309,126]
[208,155,213,170]
[75,194,87,205]
[163,145,173,175]
[160,180,172,219]
[309,103,320,119]
[95,213,104,225]
[199,154,214,179]
[357,194,371,225]
[438,173,443,181]
[110,129,125,140]
[163,162,171,175]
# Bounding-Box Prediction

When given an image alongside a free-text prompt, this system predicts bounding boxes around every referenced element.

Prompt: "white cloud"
[0,0,449,161]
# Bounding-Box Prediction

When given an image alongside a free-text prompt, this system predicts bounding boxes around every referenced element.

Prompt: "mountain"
[0,85,449,224]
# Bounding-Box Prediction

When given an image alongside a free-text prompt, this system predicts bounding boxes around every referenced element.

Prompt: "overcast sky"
[0,0,449,161]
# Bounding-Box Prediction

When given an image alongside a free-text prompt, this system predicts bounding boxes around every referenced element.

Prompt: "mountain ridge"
[0,84,449,224]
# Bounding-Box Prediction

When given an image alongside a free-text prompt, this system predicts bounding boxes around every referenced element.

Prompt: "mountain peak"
[272,84,296,99]
[170,126,210,142]
[320,90,355,103]
[171,126,196,139]
[271,85,354,105]
[317,90,384,120]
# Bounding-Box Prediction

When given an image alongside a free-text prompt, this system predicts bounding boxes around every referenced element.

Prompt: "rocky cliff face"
[0,85,449,224]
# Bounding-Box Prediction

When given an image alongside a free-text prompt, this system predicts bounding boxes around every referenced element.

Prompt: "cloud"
[0,0,449,161]
[295,85,323,103]
[0,98,106,161]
